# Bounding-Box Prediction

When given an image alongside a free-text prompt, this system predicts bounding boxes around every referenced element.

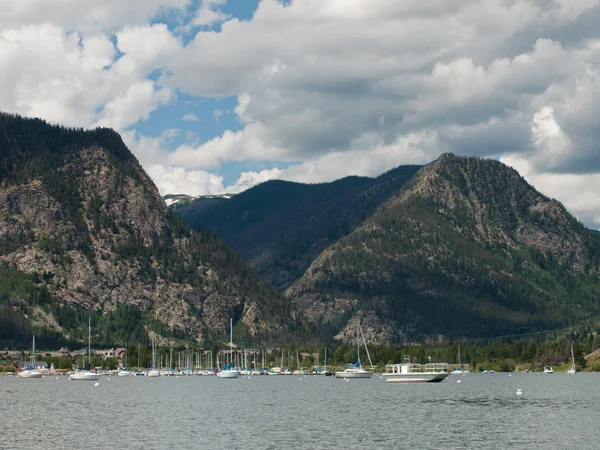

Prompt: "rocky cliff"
[0,113,289,347]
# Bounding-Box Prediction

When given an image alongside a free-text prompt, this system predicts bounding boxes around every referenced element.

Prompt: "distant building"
[18,360,48,370]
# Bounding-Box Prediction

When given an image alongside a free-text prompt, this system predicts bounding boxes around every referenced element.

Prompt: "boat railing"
[385,362,448,373]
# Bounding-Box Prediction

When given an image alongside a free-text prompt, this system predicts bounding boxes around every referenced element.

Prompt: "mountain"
[286,153,600,343]
[0,113,291,348]
[174,165,421,289]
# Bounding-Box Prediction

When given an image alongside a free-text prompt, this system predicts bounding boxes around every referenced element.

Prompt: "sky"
[1,0,600,228]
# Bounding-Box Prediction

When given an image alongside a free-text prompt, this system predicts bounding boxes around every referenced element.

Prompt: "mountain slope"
[0,113,290,348]
[175,165,421,289]
[286,153,600,344]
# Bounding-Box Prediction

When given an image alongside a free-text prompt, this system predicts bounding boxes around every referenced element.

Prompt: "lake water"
[2,372,599,449]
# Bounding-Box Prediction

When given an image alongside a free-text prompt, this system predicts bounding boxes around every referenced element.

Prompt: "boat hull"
[70,372,100,381]
[18,371,42,379]
[334,370,373,379]
[147,370,160,377]
[216,370,240,379]
[383,372,449,383]
[117,371,131,377]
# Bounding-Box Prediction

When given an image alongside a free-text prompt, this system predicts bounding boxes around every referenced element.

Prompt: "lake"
[2,372,599,449]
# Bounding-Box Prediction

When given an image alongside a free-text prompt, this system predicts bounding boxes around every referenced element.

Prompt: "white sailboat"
[147,335,160,377]
[335,321,374,379]
[118,344,131,376]
[451,346,465,374]
[567,343,576,374]
[18,336,43,379]
[70,317,100,381]
[217,318,240,379]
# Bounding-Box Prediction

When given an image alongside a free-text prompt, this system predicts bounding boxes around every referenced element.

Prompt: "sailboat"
[451,346,465,374]
[334,321,374,379]
[147,335,160,377]
[118,344,131,376]
[567,343,576,374]
[323,347,333,376]
[70,317,100,381]
[217,319,240,379]
[18,336,43,378]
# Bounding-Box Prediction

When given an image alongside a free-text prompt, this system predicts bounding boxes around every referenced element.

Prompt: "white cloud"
[212,109,223,122]
[2,0,191,32]
[147,165,225,196]
[182,113,199,121]
[225,168,284,193]
[193,0,230,27]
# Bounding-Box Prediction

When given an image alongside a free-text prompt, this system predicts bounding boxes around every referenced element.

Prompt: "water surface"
[2,372,598,449]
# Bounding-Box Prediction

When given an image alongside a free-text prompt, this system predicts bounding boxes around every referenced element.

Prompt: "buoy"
[508,374,512,377]
[516,388,523,396]
[107,378,110,381]
[248,376,251,379]
[56,377,59,379]
[345,379,349,382]
[94,382,99,386]
[457,380,461,383]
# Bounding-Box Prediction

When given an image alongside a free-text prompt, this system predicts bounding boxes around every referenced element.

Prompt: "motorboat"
[383,356,449,383]
[543,366,553,374]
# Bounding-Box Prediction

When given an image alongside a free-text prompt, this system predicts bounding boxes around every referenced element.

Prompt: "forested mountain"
[286,153,600,343]
[174,153,600,345]
[0,113,293,349]
[174,165,420,288]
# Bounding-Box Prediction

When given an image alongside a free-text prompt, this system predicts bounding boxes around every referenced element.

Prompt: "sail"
[344,361,361,367]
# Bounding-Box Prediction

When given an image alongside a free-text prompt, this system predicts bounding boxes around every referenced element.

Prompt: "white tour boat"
[383,356,449,383]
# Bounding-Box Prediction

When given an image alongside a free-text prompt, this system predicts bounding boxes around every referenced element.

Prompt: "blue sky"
[1,0,600,227]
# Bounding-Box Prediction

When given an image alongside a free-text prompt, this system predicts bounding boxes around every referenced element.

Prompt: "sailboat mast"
[88,316,91,367]
[230,318,233,366]
[32,335,36,367]
[357,321,361,367]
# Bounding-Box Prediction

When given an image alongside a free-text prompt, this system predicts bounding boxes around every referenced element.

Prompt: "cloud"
[193,0,230,27]
[147,165,225,196]
[182,113,199,121]
[2,0,191,32]
[212,109,223,121]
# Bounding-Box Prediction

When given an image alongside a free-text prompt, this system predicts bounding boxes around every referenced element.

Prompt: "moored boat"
[216,319,240,379]
[383,357,449,383]
[334,321,374,379]
[70,318,100,381]
[18,336,42,379]
[543,366,554,374]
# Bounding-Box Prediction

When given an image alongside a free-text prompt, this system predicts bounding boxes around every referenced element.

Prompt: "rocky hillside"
[175,165,420,289]
[287,153,600,344]
[0,113,291,348]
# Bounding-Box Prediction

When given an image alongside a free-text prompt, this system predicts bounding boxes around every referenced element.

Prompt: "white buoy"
[516,388,523,396]
[457,380,461,383]
[94,382,99,386]
[345,379,349,382]
[248,376,251,379]
[107,378,110,381]
[56,377,59,379]
[508,374,512,377]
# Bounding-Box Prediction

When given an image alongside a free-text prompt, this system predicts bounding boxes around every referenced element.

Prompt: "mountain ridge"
[0,113,292,348]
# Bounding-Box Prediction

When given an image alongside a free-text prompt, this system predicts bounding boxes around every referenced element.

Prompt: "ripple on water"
[1,373,599,448]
